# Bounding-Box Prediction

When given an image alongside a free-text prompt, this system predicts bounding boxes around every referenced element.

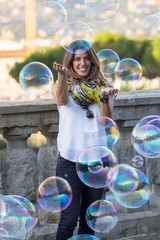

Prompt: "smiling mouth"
[79,68,87,71]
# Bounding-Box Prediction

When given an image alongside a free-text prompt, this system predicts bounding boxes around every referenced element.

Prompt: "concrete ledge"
[30,209,160,240]
[96,209,160,240]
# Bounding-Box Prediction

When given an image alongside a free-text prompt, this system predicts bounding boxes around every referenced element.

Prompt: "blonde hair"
[62,47,112,88]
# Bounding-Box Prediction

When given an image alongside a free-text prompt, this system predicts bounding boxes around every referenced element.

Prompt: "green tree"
[9,46,65,82]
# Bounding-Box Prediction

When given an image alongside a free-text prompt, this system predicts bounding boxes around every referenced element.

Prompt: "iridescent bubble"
[128,96,135,103]
[83,116,120,149]
[76,146,118,188]
[0,195,32,239]
[36,1,67,33]
[132,115,160,158]
[10,195,38,233]
[19,62,53,98]
[108,164,139,195]
[128,0,160,28]
[115,58,143,86]
[69,234,100,240]
[139,14,160,40]
[37,176,72,212]
[86,200,118,233]
[84,0,120,21]
[97,49,120,75]
[132,155,144,168]
[113,168,151,208]
[59,21,94,53]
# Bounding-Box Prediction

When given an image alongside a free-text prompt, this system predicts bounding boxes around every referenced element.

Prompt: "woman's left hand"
[100,87,119,98]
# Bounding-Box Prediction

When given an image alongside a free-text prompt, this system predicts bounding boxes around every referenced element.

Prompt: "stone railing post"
[37,124,59,184]
[0,126,38,201]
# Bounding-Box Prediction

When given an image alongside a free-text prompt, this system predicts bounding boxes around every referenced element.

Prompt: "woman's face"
[72,51,92,78]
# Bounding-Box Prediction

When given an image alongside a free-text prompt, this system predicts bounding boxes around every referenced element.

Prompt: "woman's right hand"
[53,62,67,75]
[52,62,69,106]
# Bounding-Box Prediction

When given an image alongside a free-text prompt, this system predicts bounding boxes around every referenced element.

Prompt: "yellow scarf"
[69,80,103,107]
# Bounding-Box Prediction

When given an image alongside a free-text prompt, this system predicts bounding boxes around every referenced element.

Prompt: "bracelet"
[99,95,109,103]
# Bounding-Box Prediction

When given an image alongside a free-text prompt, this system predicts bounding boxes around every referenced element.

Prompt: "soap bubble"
[0,195,34,239]
[86,200,118,233]
[139,14,160,40]
[115,58,143,86]
[36,1,67,33]
[59,21,94,53]
[128,96,135,103]
[132,115,160,158]
[76,145,118,188]
[97,49,120,75]
[84,116,119,149]
[113,168,151,208]
[85,0,120,21]
[132,155,144,168]
[128,0,160,28]
[37,176,72,212]
[108,164,139,195]
[19,62,53,98]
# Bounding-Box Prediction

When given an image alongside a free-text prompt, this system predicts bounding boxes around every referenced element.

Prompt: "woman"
[52,46,118,240]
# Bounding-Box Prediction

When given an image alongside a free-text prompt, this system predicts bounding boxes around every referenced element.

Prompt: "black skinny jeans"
[55,155,104,240]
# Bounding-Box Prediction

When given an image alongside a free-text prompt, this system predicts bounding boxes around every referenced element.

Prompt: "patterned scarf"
[68,80,103,108]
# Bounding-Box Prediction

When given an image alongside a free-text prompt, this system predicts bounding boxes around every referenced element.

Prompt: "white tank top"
[57,96,100,162]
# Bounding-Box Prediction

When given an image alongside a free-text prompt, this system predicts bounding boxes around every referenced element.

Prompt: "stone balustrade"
[0,89,160,207]
[0,99,59,201]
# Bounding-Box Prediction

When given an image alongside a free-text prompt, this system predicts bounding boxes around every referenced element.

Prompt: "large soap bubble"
[128,0,160,28]
[108,164,140,195]
[37,176,72,212]
[139,14,160,40]
[59,21,94,54]
[19,62,53,98]
[132,115,160,158]
[0,195,35,239]
[84,0,120,21]
[115,58,143,86]
[36,1,67,33]
[84,116,119,149]
[86,200,118,233]
[97,49,120,75]
[76,146,118,188]
[112,168,151,208]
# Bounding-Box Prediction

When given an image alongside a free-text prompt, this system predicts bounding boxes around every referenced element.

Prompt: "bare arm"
[51,62,69,106]
[100,87,118,118]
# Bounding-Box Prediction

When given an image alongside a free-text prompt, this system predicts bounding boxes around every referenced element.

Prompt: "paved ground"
[114,232,160,240]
